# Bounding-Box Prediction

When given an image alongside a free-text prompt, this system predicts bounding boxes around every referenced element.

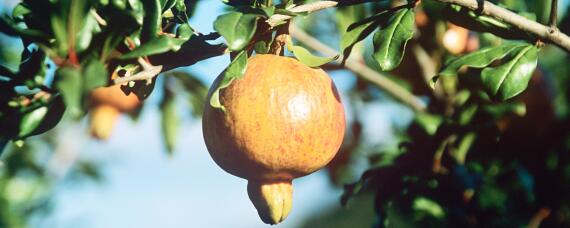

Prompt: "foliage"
[1,0,570,227]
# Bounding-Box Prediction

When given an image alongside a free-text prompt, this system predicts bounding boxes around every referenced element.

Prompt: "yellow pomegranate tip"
[247,180,293,225]
[89,105,120,140]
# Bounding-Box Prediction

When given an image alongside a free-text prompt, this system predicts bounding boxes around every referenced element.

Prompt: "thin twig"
[436,0,570,52]
[267,1,339,27]
[549,0,558,28]
[289,25,427,112]
[113,58,163,85]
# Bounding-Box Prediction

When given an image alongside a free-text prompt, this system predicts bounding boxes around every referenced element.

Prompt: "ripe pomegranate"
[89,84,140,140]
[202,54,346,224]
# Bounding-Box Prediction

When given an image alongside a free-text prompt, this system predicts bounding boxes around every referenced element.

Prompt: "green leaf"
[480,45,538,100]
[18,106,48,138]
[0,137,7,156]
[161,89,179,154]
[50,0,92,55]
[338,7,389,60]
[166,71,207,116]
[214,12,258,51]
[484,101,526,118]
[414,112,443,135]
[372,8,415,71]
[11,95,66,139]
[288,43,339,68]
[83,59,108,91]
[141,0,162,42]
[254,41,270,54]
[119,35,186,59]
[12,3,31,20]
[260,6,276,17]
[55,67,82,117]
[412,197,445,219]
[176,23,194,40]
[0,16,50,45]
[433,42,528,87]
[209,51,248,111]
[89,9,139,61]
[161,0,177,12]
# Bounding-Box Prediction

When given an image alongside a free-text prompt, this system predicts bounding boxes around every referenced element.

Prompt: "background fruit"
[89,85,140,140]
[202,54,345,224]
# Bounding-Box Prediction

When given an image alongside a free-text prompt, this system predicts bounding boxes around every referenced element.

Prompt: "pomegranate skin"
[202,54,346,182]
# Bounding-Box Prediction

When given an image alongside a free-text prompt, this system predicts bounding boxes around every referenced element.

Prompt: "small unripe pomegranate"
[202,54,345,224]
[89,84,140,140]
[443,23,469,55]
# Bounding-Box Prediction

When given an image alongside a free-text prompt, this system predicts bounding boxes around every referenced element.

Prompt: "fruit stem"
[269,22,290,56]
[247,180,293,225]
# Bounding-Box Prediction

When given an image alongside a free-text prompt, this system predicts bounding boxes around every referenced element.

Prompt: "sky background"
[1,0,570,227]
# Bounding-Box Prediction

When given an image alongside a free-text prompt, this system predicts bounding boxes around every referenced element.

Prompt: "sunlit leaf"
[480,44,538,100]
[288,42,339,68]
[17,106,48,138]
[214,12,258,51]
[372,8,415,71]
[209,51,248,111]
[414,112,443,135]
[413,197,445,219]
[439,42,527,77]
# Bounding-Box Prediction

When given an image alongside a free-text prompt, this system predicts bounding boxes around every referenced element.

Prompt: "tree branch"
[549,0,558,28]
[436,0,570,52]
[268,0,570,52]
[289,25,427,112]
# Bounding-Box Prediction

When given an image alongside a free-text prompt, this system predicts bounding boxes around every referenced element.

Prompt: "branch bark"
[436,0,570,52]
[272,0,570,53]
[289,25,427,112]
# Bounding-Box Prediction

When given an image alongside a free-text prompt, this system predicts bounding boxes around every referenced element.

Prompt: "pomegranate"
[202,54,346,224]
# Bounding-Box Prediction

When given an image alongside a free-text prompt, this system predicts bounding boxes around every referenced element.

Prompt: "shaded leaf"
[339,7,390,61]
[0,16,50,45]
[480,44,538,100]
[83,59,107,91]
[140,0,162,42]
[55,67,82,117]
[254,40,270,54]
[372,8,415,71]
[161,89,179,154]
[167,71,208,116]
[214,12,258,51]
